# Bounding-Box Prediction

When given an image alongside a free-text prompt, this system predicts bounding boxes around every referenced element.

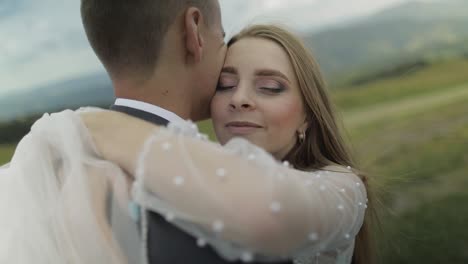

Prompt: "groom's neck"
[113,72,195,120]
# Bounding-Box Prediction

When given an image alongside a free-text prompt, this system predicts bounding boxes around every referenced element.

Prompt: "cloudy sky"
[0,0,410,97]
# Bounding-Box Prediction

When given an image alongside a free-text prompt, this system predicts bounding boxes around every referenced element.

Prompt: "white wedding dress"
[0,108,367,264]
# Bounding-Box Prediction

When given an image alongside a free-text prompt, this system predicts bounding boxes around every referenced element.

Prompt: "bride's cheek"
[271,104,302,132]
[210,94,226,115]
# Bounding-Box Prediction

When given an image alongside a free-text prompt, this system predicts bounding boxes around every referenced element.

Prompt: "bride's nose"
[229,85,255,111]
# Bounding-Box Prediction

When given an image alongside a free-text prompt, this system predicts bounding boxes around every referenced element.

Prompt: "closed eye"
[259,87,284,93]
[216,85,236,92]
[256,79,286,94]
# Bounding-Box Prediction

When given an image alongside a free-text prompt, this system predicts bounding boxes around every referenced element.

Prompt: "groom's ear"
[184,7,204,63]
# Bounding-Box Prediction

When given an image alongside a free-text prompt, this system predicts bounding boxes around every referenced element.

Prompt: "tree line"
[0,115,42,144]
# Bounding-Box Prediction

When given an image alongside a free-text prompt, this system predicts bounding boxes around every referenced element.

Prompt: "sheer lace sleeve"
[130,120,367,262]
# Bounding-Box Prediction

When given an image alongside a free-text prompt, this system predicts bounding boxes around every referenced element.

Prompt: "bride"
[0,25,372,264]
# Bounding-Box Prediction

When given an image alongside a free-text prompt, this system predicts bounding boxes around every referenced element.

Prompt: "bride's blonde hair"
[228,24,377,264]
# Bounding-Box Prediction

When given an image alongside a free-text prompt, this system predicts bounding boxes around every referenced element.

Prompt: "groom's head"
[81,0,226,120]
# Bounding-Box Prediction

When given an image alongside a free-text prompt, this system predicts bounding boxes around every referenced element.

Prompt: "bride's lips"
[225,121,263,135]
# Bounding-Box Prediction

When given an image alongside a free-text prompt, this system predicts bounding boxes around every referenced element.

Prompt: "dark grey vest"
[110,104,292,264]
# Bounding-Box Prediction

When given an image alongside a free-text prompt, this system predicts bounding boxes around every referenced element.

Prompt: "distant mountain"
[305,0,468,81]
[371,0,468,22]
[0,73,114,122]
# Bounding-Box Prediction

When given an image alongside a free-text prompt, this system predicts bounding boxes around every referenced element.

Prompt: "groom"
[80,0,245,263]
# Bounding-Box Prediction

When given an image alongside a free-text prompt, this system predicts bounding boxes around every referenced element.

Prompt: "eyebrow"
[221,67,290,82]
[255,69,290,82]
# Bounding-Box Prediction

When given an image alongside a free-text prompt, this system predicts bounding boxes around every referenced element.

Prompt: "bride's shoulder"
[311,164,359,178]
[315,164,366,187]
[321,164,353,173]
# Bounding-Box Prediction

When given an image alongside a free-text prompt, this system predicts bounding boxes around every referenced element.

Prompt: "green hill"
[333,58,468,110]
[330,57,468,263]
[0,73,114,122]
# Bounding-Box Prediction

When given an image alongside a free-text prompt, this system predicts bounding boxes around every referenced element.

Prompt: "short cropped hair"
[81,0,216,77]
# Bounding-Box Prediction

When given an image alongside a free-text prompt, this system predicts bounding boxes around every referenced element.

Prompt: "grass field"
[1,58,467,263]
[332,58,468,263]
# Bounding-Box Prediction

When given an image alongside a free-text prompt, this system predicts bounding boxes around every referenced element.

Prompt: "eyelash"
[259,86,285,94]
[216,85,235,91]
[216,85,286,94]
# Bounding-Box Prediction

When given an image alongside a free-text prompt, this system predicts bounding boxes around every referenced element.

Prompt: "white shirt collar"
[114,98,185,124]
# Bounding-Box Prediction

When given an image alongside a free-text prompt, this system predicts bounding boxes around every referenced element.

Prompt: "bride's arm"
[81,110,367,256]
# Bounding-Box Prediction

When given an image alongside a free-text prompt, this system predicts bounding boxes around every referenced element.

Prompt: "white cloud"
[263,0,286,10]
[0,0,103,96]
[220,0,407,34]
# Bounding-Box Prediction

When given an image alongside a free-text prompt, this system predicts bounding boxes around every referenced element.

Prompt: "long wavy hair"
[228,25,377,264]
